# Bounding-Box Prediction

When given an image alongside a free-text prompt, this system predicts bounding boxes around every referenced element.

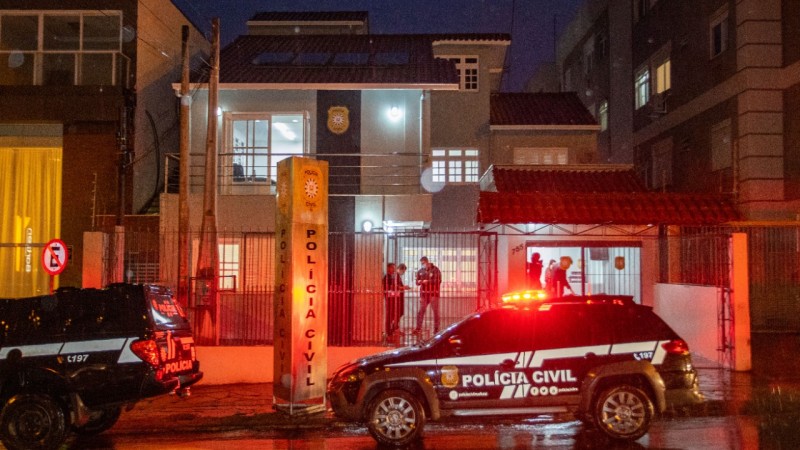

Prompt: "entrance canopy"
[477,165,740,226]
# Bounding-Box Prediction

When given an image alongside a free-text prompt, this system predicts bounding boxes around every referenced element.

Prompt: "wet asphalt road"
[63,415,782,450]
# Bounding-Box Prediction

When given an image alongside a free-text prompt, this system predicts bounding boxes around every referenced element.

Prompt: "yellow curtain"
[0,147,62,298]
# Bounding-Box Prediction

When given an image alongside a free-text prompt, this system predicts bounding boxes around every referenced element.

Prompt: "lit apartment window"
[634,67,650,109]
[443,56,479,91]
[513,147,568,165]
[0,11,124,86]
[218,240,240,291]
[599,101,608,131]
[654,58,671,94]
[710,7,729,58]
[432,149,479,184]
[223,112,306,189]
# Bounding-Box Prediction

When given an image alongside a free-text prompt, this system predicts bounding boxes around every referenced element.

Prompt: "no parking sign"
[42,238,68,276]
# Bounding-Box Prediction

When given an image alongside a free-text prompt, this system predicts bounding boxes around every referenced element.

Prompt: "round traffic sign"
[42,239,68,276]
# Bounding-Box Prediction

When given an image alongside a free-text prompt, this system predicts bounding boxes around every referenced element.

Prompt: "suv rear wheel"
[593,384,653,441]
[367,389,425,447]
[0,393,67,450]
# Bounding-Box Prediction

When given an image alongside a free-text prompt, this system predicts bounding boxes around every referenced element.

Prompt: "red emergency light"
[501,289,548,304]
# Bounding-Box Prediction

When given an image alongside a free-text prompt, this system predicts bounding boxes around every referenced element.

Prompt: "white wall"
[653,283,720,365]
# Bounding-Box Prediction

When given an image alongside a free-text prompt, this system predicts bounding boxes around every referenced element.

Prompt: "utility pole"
[178,25,191,307]
[196,18,220,345]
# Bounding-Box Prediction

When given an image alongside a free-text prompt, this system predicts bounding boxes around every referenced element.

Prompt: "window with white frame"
[599,101,608,132]
[442,56,479,91]
[223,112,306,189]
[218,240,240,291]
[711,119,732,171]
[0,11,123,86]
[650,138,673,189]
[432,148,479,184]
[513,147,568,165]
[634,67,650,109]
[709,6,729,59]
[400,247,477,293]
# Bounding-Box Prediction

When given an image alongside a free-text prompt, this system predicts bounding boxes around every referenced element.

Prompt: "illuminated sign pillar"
[273,157,328,414]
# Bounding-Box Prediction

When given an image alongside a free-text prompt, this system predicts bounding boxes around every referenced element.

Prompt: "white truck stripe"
[60,338,127,354]
[0,343,63,359]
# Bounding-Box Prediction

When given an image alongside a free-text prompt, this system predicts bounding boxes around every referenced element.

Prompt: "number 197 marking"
[67,354,89,363]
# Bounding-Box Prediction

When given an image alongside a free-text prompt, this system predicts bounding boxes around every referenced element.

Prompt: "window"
[710,6,729,58]
[654,58,671,94]
[432,148,479,184]
[634,67,650,109]
[442,56,479,91]
[711,119,732,171]
[650,138,673,189]
[218,240,240,291]
[598,101,608,132]
[0,11,123,86]
[223,112,306,191]
[513,147,568,165]
[399,246,477,294]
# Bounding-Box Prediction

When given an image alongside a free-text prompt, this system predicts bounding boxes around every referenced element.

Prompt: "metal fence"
[115,228,496,346]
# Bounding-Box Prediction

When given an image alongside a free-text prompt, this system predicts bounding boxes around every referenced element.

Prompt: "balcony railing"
[0,50,131,88]
[164,151,429,195]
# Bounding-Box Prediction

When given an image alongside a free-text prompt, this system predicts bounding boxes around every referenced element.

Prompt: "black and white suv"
[0,283,202,450]
[328,293,702,447]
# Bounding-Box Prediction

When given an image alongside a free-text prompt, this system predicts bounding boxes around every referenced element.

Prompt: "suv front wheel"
[593,384,654,441]
[366,389,426,447]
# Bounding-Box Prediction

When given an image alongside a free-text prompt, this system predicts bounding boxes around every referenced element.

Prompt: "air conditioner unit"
[649,92,668,114]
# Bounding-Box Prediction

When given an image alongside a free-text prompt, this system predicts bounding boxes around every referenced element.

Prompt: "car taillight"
[131,339,161,367]
[662,339,690,355]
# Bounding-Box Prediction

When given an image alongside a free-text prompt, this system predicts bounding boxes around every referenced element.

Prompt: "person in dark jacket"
[527,252,544,289]
[382,263,404,340]
[413,256,441,334]
[551,256,574,297]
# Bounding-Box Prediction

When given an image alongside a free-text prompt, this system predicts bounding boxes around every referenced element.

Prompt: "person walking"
[551,256,574,297]
[527,252,544,289]
[414,256,441,334]
[544,259,556,292]
[382,263,404,341]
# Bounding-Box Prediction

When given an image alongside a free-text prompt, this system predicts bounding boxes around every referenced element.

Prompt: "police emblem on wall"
[327,106,349,135]
[441,365,460,388]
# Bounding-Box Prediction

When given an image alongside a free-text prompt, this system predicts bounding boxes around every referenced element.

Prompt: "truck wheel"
[593,384,653,441]
[0,393,67,450]
[73,406,122,436]
[367,389,425,447]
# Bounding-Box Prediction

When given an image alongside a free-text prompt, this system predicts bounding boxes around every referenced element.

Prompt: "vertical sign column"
[273,157,329,413]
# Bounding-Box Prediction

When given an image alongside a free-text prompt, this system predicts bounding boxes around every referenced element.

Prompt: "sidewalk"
[111,333,800,436]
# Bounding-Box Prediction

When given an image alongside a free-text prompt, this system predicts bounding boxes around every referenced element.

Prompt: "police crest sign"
[327,106,349,135]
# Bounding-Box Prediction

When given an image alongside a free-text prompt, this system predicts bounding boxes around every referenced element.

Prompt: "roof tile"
[490,92,597,126]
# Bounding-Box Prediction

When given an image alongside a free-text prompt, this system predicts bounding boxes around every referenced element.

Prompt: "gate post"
[731,232,751,371]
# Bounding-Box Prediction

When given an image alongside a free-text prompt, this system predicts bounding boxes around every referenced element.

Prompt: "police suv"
[327,291,702,447]
[0,283,202,450]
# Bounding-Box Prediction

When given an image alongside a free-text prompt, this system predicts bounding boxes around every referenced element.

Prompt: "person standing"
[414,256,441,334]
[382,263,403,340]
[527,252,544,289]
[544,259,557,292]
[551,256,574,297]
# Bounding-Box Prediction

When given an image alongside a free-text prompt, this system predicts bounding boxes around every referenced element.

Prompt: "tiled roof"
[477,166,740,225]
[490,92,597,126]
[477,191,740,225]
[249,11,369,22]
[215,34,464,85]
[489,166,648,193]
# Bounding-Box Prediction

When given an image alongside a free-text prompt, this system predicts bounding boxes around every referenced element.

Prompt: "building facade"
[0,0,208,293]
[557,0,800,221]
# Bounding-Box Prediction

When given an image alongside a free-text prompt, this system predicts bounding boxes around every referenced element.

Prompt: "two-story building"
[0,0,208,295]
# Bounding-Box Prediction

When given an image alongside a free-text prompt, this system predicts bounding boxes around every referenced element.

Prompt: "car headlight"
[334,364,364,383]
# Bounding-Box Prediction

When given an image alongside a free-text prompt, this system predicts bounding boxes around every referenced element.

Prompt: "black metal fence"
[117,228,496,346]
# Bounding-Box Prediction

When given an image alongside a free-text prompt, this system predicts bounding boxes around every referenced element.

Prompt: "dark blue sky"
[174,0,582,92]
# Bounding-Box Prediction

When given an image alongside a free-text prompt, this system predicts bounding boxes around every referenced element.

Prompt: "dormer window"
[441,55,479,91]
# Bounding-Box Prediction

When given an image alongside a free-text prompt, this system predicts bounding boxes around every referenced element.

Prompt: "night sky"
[173,0,583,92]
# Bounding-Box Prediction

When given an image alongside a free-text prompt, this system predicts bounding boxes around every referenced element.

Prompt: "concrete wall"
[653,284,720,364]
[490,129,599,165]
[196,346,390,384]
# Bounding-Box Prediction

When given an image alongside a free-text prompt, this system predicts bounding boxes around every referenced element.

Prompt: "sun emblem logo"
[327,106,349,135]
[304,177,319,200]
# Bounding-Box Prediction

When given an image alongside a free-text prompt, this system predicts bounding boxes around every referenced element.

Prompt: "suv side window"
[533,304,611,349]
[452,309,533,354]
[611,306,676,343]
